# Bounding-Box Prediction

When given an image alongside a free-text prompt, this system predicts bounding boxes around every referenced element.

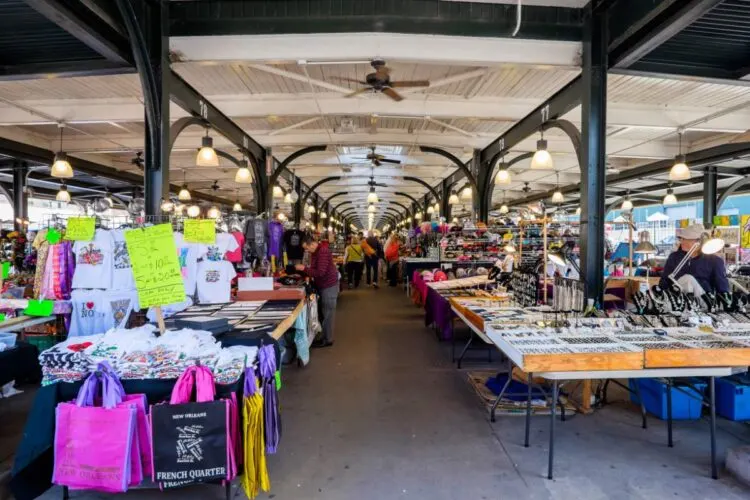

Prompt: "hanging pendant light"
[320,211,327,219]
[235,158,252,183]
[233,200,242,212]
[367,204,376,213]
[495,158,511,185]
[207,206,221,219]
[576,207,581,215]
[196,129,219,167]
[550,172,564,203]
[367,186,379,204]
[187,204,200,217]
[669,132,691,181]
[277,211,287,222]
[307,204,316,214]
[173,203,185,216]
[621,191,634,211]
[283,192,293,203]
[460,185,472,201]
[500,203,509,214]
[56,183,71,202]
[427,205,435,215]
[452,217,458,224]
[272,185,284,198]
[51,124,74,178]
[531,131,553,170]
[663,186,678,205]
[178,170,191,201]
[434,202,440,213]
[448,190,459,205]
[160,198,174,212]
[415,211,423,220]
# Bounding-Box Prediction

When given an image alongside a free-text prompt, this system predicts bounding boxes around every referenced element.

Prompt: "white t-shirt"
[502,255,514,273]
[105,290,139,329]
[69,289,112,337]
[110,229,136,291]
[196,260,236,304]
[198,233,240,262]
[72,229,114,289]
[174,232,200,295]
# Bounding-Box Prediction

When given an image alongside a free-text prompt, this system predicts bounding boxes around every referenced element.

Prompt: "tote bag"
[53,368,137,493]
[151,365,234,489]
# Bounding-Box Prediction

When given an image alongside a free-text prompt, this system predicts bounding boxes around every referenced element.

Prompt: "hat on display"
[476,267,489,275]
[422,271,435,282]
[456,268,468,278]
[446,271,456,280]
[677,223,706,240]
[433,271,448,281]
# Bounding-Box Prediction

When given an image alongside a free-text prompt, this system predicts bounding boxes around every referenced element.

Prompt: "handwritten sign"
[64,217,95,241]
[125,224,186,308]
[183,219,216,244]
[1,262,9,280]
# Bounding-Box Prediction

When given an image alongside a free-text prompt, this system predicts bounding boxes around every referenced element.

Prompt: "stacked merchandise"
[39,324,258,385]
[31,228,75,300]
[440,230,499,266]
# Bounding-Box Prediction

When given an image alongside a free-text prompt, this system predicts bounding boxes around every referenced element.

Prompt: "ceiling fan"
[336,59,429,102]
[367,175,388,188]
[353,146,401,167]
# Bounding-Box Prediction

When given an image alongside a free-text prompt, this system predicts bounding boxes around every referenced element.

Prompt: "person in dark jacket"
[297,235,339,347]
[658,223,729,294]
[364,234,382,288]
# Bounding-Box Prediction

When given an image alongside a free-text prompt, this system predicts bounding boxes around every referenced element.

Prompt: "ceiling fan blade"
[375,183,388,187]
[390,80,430,88]
[373,159,382,167]
[344,87,372,98]
[379,158,401,165]
[332,77,368,84]
[381,87,404,102]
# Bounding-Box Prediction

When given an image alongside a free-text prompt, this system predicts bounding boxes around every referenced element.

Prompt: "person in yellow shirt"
[344,235,365,289]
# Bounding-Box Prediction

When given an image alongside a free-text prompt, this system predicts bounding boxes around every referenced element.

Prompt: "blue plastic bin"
[629,378,706,420]
[715,376,750,421]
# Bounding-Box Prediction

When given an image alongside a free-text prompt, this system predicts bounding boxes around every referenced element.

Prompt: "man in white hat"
[659,223,729,294]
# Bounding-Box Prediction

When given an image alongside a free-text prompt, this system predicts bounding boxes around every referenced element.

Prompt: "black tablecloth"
[0,341,41,387]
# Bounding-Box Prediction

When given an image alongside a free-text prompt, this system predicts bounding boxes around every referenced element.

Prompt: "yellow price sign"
[64,217,96,241]
[184,219,216,244]
[124,224,186,308]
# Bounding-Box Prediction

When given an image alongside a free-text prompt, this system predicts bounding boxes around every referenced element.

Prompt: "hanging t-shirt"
[173,232,200,295]
[243,217,268,260]
[283,229,305,260]
[110,229,136,291]
[72,229,114,290]
[267,221,284,260]
[69,289,112,337]
[198,232,240,262]
[196,260,237,304]
[105,290,138,329]
[225,231,245,263]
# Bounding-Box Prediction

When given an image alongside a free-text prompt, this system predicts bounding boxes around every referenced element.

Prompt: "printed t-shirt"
[72,229,114,289]
[243,217,267,259]
[198,232,240,262]
[267,221,284,260]
[110,229,136,291]
[283,229,305,260]
[225,231,245,263]
[196,260,237,304]
[70,289,111,337]
[173,232,200,295]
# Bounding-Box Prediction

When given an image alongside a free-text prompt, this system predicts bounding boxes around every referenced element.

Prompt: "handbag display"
[151,365,237,489]
[53,363,142,493]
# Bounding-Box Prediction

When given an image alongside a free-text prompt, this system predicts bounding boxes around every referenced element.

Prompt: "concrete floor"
[4,284,750,499]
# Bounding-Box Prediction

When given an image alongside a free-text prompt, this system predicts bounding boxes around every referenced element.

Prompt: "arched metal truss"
[718,175,750,209]
[419,146,477,189]
[302,177,342,204]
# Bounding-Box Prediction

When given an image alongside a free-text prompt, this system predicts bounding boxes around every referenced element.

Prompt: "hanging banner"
[741,215,750,249]
[64,217,96,241]
[184,219,216,244]
[713,215,730,227]
[125,224,186,308]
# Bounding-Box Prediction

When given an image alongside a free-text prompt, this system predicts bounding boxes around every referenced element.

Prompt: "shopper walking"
[384,233,400,287]
[363,233,382,288]
[344,235,365,289]
[297,235,339,348]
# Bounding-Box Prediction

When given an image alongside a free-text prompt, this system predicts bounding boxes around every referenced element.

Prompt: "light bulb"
[187,204,200,217]
[196,134,219,167]
[461,186,472,200]
[160,199,174,212]
[551,190,564,203]
[207,206,221,219]
[621,198,634,211]
[368,204,376,213]
[669,155,690,181]
[448,192,459,205]
[284,192,293,203]
[320,211,327,219]
[427,205,435,214]
[367,190,379,204]
[307,204,316,214]
[434,202,440,213]
[51,153,74,178]
[235,166,252,183]
[273,185,284,198]
[178,185,191,201]
[277,212,287,222]
[531,138,553,169]
[500,204,509,214]
[56,185,70,202]
[663,190,677,205]
[452,217,458,224]
[415,211,422,220]
[233,201,242,212]
[495,168,511,185]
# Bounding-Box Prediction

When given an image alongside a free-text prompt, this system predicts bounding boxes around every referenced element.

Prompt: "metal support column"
[265,148,274,215]
[473,149,490,222]
[580,5,608,306]
[12,161,27,231]
[293,176,302,225]
[441,180,451,221]
[703,166,717,226]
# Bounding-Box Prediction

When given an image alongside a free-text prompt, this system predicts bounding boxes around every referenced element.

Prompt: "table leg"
[709,376,718,480]
[225,479,232,500]
[548,379,558,480]
[581,380,592,413]
[456,331,474,369]
[632,379,648,429]
[490,371,513,423]
[666,378,673,448]
[62,486,69,500]
[524,372,533,448]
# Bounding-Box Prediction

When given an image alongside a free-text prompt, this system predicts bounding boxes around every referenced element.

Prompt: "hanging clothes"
[241,368,270,499]
[267,221,284,261]
[258,345,280,454]
[32,230,49,299]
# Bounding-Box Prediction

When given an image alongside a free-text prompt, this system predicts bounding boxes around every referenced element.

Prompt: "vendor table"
[452,304,749,481]
[451,307,494,368]
[0,315,56,333]
[0,341,41,387]
[424,287,456,340]
[401,258,440,295]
